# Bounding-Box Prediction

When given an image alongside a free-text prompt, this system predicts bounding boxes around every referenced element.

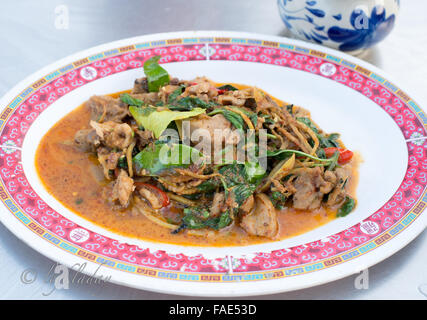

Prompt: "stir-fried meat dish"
[36,56,358,245]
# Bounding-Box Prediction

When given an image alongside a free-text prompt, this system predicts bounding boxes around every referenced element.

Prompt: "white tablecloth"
[0,0,425,299]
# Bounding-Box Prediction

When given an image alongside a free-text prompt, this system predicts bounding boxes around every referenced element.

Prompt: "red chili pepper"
[324,147,354,165]
[217,89,226,95]
[134,182,170,207]
[114,168,120,177]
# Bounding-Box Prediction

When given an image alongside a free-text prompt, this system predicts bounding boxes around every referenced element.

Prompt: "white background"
[0,0,425,299]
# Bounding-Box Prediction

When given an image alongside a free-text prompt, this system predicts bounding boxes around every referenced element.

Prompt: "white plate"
[0,31,426,296]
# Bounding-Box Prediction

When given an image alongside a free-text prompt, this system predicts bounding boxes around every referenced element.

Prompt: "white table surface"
[0,0,426,300]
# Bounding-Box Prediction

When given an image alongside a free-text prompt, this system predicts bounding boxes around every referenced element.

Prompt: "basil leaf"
[217,84,238,91]
[208,108,245,130]
[337,196,355,217]
[208,106,257,130]
[181,208,232,230]
[120,93,145,107]
[327,150,340,171]
[196,179,221,193]
[270,191,287,209]
[133,143,204,175]
[168,86,185,103]
[296,117,340,148]
[143,55,170,92]
[169,97,216,111]
[219,162,259,206]
[244,162,266,184]
[117,156,128,169]
[129,105,205,138]
[268,149,329,162]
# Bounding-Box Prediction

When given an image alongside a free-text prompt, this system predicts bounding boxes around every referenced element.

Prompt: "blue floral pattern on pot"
[277,0,400,52]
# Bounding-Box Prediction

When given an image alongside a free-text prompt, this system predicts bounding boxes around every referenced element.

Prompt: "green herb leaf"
[133,143,204,175]
[267,149,333,164]
[120,93,145,107]
[217,84,238,91]
[143,55,170,92]
[117,156,128,169]
[270,191,287,209]
[219,162,259,207]
[244,162,266,184]
[129,105,205,138]
[168,86,185,103]
[208,108,245,130]
[297,117,340,148]
[196,179,221,193]
[327,151,340,171]
[337,196,355,217]
[182,208,232,230]
[169,97,216,111]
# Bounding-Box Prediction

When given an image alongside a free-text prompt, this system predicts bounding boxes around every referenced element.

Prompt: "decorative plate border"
[0,34,426,285]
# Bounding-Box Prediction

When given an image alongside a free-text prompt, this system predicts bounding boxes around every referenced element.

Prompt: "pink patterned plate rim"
[0,31,426,297]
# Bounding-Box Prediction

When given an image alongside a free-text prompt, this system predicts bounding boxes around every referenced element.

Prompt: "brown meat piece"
[90,121,133,150]
[326,168,349,207]
[74,128,100,152]
[138,187,163,209]
[132,77,149,94]
[291,167,341,210]
[320,170,337,194]
[111,170,134,207]
[135,129,154,149]
[105,152,121,170]
[218,89,251,106]
[189,114,240,156]
[182,77,218,102]
[210,193,225,217]
[240,193,278,238]
[86,95,129,122]
[239,195,254,215]
[292,167,325,210]
[97,148,122,179]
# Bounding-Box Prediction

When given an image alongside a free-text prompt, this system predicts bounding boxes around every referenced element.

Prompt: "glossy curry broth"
[35,88,359,247]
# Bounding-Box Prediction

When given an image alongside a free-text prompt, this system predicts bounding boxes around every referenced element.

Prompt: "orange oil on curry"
[35,87,358,247]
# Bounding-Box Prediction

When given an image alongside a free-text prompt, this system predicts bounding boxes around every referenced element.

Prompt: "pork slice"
[326,168,350,207]
[105,152,121,170]
[183,77,218,101]
[218,89,251,107]
[135,129,153,149]
[292,168,324,210]
[138,187,163,210]
[90,121,133,150]
[240,193,278,239]
[132,77,149,94]
[86,95,129,122]
[111,170,134,207]
[189,114,240,156]
[210,192,225,218]
[74,128,100,152]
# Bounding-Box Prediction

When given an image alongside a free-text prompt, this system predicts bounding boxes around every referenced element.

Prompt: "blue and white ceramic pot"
[277,0,400,53]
